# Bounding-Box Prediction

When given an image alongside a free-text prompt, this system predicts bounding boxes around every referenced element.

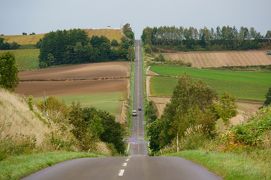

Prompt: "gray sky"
[0,0,270,39]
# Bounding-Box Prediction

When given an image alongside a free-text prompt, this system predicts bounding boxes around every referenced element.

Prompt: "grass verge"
[0,151,101,180]
[166,150,271,180]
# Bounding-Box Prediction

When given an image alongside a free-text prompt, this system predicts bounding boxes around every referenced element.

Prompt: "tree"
[145,101,158,124]
[111,39,119,47]
[264,88,271,106]
[148,75,217,151]
[213,93,237,123]
[0,53,18,90]
[22,32,27,35]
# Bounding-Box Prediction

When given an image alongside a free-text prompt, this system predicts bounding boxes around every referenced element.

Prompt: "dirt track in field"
[164,50,271,68]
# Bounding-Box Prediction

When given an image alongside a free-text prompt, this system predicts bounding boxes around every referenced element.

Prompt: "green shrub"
[232,106,271,146]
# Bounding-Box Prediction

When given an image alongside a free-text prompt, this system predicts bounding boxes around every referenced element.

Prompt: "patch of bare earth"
[164,50,271,68]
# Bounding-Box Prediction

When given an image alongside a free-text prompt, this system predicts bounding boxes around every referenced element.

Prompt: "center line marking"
[122,162,127,167]
[118,169,125,176]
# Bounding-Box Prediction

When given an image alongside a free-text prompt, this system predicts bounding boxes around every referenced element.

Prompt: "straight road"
[23,40,221,180]
[129,40,148,155]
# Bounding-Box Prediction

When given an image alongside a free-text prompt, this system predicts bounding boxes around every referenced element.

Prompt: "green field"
[150,65,271,101]
[0,49,39,71]
[58,92,124,115]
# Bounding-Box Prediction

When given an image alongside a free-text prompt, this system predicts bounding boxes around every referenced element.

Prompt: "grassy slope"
[150,65,271,101]
[167,150,271,180]
[0,49,39,71]
[0,152,100,180]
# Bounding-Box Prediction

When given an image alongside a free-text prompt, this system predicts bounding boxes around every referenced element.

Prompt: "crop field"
[163,50,271,68]
[2,29,123,45]
[0,49,39,71]
[149,65,271,101]
[15,62,130,119]
[84,29,123,41]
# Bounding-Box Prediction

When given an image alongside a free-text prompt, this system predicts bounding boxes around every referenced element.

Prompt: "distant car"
[132,110,137,116]
[138,107,142,111]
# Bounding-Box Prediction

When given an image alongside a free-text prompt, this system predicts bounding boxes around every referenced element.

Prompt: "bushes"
[37,97,126,154]
[232,106,271,147]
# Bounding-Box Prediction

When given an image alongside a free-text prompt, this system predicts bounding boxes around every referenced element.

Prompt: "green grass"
[0,49,39,71]
[0,151,100,180]
[58,92,124,115]
[166,150,271,180]
[150,65,271,101]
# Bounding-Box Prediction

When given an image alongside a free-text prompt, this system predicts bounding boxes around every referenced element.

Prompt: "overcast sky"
[0,0,270,38]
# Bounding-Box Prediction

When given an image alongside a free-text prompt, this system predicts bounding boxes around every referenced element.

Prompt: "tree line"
[39,24,134,68]
[0,37,20,50]
[142,26,271,51]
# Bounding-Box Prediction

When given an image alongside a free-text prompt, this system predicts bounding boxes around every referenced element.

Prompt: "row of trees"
[0,38,20,50]
[39,24,134,68]
[142,26,271,51]
[147,75,237,153]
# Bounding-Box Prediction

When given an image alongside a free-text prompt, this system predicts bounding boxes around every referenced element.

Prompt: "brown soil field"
[164,50,271,68]
[19,62,130,81]
[16,62,130,96]
[16,79,128,97]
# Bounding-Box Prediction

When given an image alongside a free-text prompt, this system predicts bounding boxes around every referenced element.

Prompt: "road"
[23,40,221,180]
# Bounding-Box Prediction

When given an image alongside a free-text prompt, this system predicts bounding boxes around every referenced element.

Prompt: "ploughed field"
[164,50,271,68]
[15,62,130,119]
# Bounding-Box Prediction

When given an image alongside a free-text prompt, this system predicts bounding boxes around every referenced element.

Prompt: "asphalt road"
[22,40,221,180]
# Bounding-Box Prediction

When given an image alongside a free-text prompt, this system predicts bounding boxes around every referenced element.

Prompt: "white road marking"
[125,158,130,162]
[118,169,125,176]
[122,162,127,167]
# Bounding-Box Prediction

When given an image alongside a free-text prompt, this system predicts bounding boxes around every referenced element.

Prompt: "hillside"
[0,88,112,154]
[2,28,123,45]
[0,88,50,145]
